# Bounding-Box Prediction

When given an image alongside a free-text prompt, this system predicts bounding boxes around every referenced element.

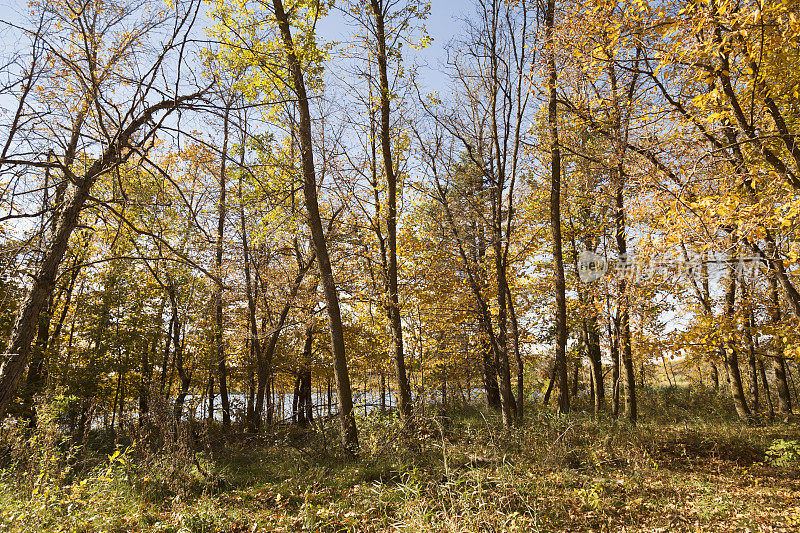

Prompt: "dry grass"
[0,388,798,532]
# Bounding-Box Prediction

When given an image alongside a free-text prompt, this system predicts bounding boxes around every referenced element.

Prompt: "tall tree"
[369,0,415,424]
[270,0,359,452]
[545,0,569,415]
[215,98,233,431]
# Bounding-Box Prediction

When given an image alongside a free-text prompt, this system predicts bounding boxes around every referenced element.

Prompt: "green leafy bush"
[765,439,800,467]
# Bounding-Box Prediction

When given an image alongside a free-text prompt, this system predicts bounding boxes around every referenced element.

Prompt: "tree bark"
[506,283,524,420]
[571,359,580,399]
[215,103,231,431]
[370,0,413,423]
[571,233,604,415]
[766,263,793,416]
[722,263,751,422]
[710,362,719,390]
[744,308,759,413]
[587,314,604,414]
[759,359,774,420]
[614,186,636,424]
[610,313,620,418]
[545,0,569,416]
[271,0,358,452]
[170,288,190,423]
[480,324,501,410]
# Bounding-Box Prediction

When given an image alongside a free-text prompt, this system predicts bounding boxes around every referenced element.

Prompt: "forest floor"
[1,388,799,532]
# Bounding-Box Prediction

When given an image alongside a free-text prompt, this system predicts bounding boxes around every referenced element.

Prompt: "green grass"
[1,389,799,532]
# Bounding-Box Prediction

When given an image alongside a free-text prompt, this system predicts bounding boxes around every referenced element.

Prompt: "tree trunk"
[571,231,604,414]
[744,311,759,413]
[710,362,719,390]
[480,318,501,410]
[545,0,569,416]
[271,0,358,452]
[170,290,190,423]
[767,266,793,415]
[254,250,313,430]
[493,258,516,424]
[722,264,751,422]
[302,369,313,425]
[0,177,104,418]
[380,373,386,414]
[139,329,155,422]
[297,323,314,426]
[506,283,524,420]
[247,367,255,424]
[24,296,53,425]
[759,359,774,420]
[587,314,604,414]
[614,185,637,424]
[620,308,637,423]
[215,104,231,431]
[369,0,413,425]
[207,373,214,423]
[571,359,580,399]
[610,314,620,418]
[542,363,555,406]
[292,374,301,424]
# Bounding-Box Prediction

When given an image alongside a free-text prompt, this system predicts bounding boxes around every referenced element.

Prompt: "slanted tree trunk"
[24,154,63,425]
[0,92,205,420]
[24,294,53,426]
[271,0,358,452]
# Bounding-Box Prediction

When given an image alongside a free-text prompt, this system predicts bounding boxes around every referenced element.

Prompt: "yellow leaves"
[409,34,432,51]
[207,0,328,104]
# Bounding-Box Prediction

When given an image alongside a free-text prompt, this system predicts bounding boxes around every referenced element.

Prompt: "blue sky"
[318,0,465,91]
[0,0,464,94]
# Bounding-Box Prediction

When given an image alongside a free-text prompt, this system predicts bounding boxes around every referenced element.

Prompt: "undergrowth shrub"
[0,394,223,532]
[0,386,796,531]
[764,439,800,467]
